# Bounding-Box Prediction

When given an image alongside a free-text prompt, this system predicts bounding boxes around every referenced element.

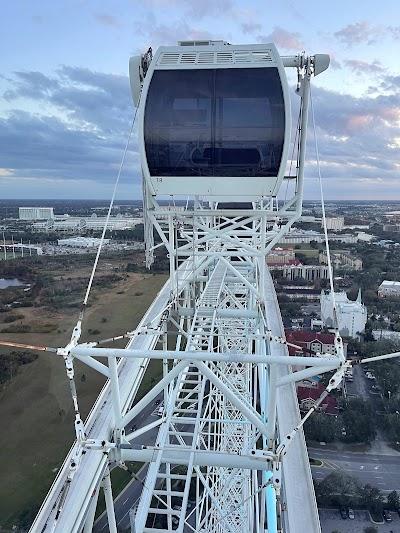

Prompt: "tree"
[304,413,338,443]
[387,490,400,510]
[315,472,361,507]
[362,484,384,515]
[341,398,376,444]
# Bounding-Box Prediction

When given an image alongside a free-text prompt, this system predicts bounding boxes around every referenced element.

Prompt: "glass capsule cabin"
[137,43,291,198]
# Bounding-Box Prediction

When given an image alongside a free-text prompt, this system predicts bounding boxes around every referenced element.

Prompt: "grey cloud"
[4,71,59,101]
[4,67,132,135]
[241,22,262,35]
[1,63,400,198]
[344,59,385,75]
[389,26,400,39]
[0,110,138,181]
[0,69,139,187]
[305,85,400,185]
[379,74,400,92]
[334,21,383,46]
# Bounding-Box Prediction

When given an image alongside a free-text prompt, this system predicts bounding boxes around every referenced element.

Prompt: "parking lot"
[320,508,400,532]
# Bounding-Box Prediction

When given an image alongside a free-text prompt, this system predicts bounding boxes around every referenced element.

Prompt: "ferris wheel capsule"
[130,41,292,199]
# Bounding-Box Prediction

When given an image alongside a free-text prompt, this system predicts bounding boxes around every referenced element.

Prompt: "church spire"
[356,288,362,304]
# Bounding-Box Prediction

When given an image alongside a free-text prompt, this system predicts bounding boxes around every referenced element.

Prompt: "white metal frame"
[28,45,338,533]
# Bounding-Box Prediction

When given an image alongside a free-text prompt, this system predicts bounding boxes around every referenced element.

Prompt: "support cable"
[82,111,138,313]
[310,88,338,327]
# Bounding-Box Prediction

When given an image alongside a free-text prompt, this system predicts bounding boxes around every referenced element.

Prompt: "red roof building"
[285,329,347,357]
[297,383,338,416]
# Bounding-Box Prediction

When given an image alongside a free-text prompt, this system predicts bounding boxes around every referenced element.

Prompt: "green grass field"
[0,272,167,528]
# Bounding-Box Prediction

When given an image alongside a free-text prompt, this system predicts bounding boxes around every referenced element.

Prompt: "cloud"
[1,61,400,199]
[241,21,262,35]
[389,26,400,39]
[306,85,400,190]
[379,74,400,92]
[344,59,385,75]
[4,71,59,101]
[257,26,304,51]
[94,13,121,27]
[143,0,233,20]
[0,68,139,189]
[4,66,132,135]
[334,21,383,46]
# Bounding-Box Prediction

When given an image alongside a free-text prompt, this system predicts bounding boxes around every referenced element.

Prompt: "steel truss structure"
[24,43,368,533]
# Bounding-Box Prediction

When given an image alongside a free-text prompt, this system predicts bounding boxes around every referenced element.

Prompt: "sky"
[1,0,400,200]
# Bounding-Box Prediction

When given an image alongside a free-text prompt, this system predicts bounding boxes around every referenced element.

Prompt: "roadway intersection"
[310,446,400,491]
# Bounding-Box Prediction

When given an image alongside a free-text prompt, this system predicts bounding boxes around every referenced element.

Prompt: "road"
[94,394,162,532]
[309,446,400,491]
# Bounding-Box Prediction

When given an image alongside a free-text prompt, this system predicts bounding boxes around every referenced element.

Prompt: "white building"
[323,216,344,231]
[267,247,295,265]
[19,207,54,220]
[280,229,357,245]
[319,250,363,271]
[378,280,400,298]
[57,237,110,248]
[372,330,400,341]
[33,215,142,233]
[320,289,367,339]
[274,263,329,281]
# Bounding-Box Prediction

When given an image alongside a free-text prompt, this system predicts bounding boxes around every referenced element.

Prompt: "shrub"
[1,324,31,333]
[2,313,24,323]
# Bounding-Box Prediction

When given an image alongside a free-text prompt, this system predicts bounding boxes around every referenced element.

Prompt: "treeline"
[304,398,376,444]
[0,351,38,384]
[315,471,400,517]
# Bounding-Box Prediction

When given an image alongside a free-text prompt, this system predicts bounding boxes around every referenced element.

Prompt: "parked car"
[383,509,392,522]
[339,507,347,519]
[155,399,161,406]
[156,403,165,416]
[348,508,355,520]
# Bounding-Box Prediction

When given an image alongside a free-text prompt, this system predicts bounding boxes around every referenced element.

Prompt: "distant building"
[267,247,295,265]
[383,224,400,232]
[378,280,400,298]
[279,286,321,301]
[276,263,329,282]
[285,329,347,357]
[323,216,344,231]
[280,229,357,245]
[319,250,363,271]
[57,237,110,248]
[297,383,338,416]
[311,318,323,330]
[320,289,367,339]
[32,215,142,233]
[356,232,375,242]
[19,207,54,220]
[372,330,400,341]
